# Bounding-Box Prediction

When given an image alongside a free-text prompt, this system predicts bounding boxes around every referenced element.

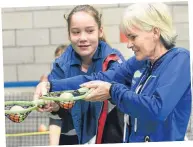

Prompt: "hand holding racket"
[33,81,77,111]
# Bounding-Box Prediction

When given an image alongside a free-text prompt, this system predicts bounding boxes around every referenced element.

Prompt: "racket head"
[41,87,90,101]
[4,87,91,122]
[5,101,37,123]
[41,87,90,109]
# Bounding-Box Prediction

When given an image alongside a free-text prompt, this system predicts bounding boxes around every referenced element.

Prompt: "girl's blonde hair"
[120,3,177,49]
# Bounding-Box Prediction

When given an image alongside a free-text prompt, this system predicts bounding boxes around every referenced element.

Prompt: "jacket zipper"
[133,64,154,134]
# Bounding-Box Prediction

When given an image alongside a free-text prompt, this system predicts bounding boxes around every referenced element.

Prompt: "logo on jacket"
[117,59,123,64]
[134,70,142,78]
[132,70,142,85]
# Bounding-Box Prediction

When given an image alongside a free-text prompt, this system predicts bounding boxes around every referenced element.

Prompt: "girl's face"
[69,11,103,59]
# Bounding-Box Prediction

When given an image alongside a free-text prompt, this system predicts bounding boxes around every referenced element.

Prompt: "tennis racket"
[5,87,91,123]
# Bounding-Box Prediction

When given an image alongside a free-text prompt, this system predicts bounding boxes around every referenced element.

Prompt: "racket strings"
[6,112,30,123]
[46,92,61,97]
[72,90,86,97]
[5,104,33,123]
[56,101,75,109]
[56,90,86,109]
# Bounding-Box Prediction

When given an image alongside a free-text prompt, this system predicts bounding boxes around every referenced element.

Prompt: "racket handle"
[33,99,46,106]
[78,87,89,93]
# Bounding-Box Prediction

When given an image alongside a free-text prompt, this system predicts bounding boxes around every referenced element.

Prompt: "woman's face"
[126,26,159,61]
[69,11,103,59]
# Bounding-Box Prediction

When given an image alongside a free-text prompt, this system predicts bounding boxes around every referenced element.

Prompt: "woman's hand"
[80,80,112,102]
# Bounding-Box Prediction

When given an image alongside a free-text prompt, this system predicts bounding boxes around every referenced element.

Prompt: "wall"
[2,2,189,81]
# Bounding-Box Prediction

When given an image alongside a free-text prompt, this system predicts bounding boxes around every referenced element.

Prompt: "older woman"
[35,3,191,142]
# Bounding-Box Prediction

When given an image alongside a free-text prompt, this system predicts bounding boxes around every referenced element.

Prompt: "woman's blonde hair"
[120,3,177,49]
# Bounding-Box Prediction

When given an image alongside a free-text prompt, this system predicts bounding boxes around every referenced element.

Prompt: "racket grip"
[33,99,46,106]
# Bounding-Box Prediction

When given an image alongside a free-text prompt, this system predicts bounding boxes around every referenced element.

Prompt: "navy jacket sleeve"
[110,52,191,121]
[48,62,64,81]
[50,56,145,91]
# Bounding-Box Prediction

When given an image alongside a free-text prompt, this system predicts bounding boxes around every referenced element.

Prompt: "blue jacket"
[111,48,191,142]
[48,41,125,144]
[50,47,191,142]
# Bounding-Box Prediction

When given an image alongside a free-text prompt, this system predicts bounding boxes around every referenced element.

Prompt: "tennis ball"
[10,106,24,111]
[59,92,73,100]
[38,124,47,132]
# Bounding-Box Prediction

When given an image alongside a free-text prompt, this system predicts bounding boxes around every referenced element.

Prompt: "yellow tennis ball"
[10,106,24,111]
[38,124,47,132]
[60,92,73,99]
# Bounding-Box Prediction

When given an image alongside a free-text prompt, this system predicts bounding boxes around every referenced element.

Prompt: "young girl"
[34,5,125,144]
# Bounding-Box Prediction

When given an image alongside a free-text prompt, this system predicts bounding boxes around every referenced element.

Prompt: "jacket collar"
[146,48,175,70]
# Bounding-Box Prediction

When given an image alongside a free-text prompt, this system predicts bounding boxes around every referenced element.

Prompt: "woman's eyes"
[130,35,136,40]
[127,35,138,40]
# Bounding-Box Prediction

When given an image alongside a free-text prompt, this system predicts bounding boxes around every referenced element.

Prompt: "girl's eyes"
[87,30,94,33]
[71,30,94,35]
[72,31,80,34]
